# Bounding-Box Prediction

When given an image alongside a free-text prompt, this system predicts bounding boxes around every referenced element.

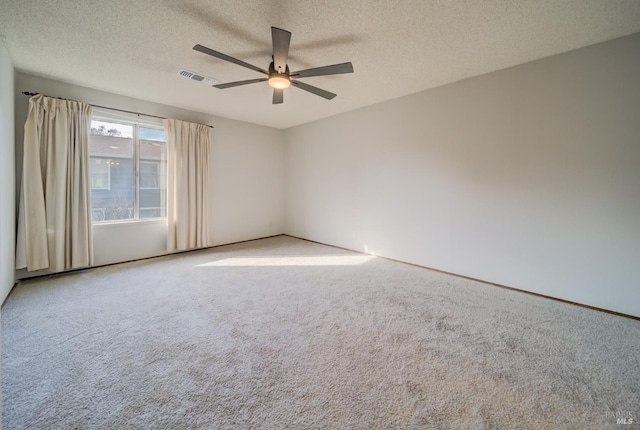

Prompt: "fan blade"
[291,80,337,100]
[273,88,284,104]
[193,44,268,75]
[291,62,354,78]
[271,27,292,74]
[214,78,268,89]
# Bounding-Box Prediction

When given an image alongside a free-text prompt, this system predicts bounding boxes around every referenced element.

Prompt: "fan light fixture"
[268,75,290,89]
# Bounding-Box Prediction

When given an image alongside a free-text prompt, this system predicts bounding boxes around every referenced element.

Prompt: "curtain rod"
[21,91,214,128]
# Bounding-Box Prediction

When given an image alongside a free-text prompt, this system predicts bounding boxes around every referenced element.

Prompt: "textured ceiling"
[1,0,640,129]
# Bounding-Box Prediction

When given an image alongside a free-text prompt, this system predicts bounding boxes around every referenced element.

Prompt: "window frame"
[89,110,167,224]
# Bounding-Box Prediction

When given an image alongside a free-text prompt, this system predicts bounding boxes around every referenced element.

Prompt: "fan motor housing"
[268,62,291,88]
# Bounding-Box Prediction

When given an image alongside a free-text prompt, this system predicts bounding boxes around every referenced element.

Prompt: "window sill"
[92,218,167,228]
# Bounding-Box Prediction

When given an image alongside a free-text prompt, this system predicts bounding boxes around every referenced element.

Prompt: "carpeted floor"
[2,235,639,429]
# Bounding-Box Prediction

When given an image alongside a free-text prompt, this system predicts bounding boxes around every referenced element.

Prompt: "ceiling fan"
[193,27,354,104]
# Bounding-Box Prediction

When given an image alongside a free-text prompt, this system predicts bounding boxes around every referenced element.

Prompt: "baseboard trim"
[13,234,287,283]
[1,281,19,310]
[12,233,639,321]
[284,234,640,322]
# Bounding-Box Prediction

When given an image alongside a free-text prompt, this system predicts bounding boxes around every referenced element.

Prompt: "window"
[89,116,167,223]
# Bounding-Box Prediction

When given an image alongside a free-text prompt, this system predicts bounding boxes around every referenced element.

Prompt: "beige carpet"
[2,236,639,429]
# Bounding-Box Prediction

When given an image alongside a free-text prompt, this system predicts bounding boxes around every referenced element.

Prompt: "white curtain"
[16,94,93,272]
[164,118,211,252]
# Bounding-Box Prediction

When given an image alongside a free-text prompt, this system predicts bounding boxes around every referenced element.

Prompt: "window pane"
[140,162,159,188]
[139,128,167,219]
[90,158,110,190]
[89,121,134,221]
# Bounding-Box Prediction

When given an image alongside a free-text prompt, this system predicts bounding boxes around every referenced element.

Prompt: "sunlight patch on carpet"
[196,255,374,267]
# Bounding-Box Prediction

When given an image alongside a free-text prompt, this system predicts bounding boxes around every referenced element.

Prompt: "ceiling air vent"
[178,69,217,86]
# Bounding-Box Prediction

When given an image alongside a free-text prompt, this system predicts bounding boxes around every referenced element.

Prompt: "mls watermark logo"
[606,411,633,425]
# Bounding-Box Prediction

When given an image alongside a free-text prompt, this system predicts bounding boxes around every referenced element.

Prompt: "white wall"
[0,39,15,428]
[15,73,284,273]
[210,117,284,245]
[0,40,15,304]
[285,33,640,317]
